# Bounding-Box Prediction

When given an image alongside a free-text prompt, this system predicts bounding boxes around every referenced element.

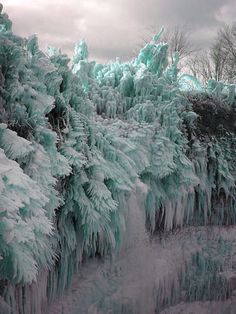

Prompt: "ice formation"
[0,4,236,313]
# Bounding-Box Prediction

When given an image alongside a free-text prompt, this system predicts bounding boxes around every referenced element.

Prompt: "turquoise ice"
[0,3,236,313]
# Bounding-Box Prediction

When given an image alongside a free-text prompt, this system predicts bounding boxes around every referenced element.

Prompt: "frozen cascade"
[47,182,236,314]
[1,5,236,314]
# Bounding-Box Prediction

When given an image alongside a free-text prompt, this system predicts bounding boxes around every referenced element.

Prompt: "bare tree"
[161,25,195,61]
[186,50,215,85]
[214,23,236,82]
[187,23,236,84]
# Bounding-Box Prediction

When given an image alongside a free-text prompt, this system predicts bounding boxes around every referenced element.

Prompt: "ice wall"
[47,189,236,313]
[1,3,236,313]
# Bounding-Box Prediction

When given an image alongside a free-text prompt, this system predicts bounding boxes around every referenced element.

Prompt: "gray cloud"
[2,0,236,63]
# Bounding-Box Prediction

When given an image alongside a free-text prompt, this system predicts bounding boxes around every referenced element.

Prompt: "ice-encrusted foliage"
[1,3,236,313]
[77,33,236,232]
[0,148,53,283]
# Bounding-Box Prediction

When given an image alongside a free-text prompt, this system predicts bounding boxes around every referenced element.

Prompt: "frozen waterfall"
[47,183,236,314]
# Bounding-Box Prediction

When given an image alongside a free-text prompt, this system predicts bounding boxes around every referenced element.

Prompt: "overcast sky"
[2,0,236,63]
